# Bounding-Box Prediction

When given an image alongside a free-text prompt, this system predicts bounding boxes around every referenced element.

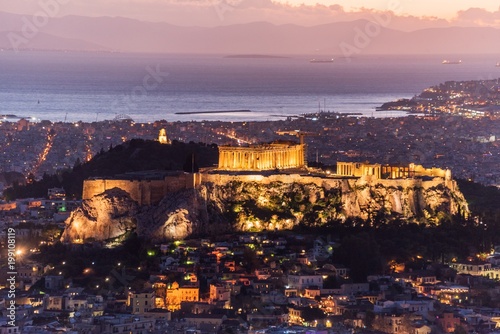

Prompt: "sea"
[0,51,499,123]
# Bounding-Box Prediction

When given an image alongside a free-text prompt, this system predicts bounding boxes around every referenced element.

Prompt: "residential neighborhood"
[2,196,500,334]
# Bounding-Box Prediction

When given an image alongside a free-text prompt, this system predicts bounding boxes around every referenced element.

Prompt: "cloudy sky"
[0,0,499,29]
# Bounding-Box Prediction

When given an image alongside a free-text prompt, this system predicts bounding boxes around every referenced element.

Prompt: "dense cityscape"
[0,74,499,334]
[2,0,500,333]
[2,78,500,193]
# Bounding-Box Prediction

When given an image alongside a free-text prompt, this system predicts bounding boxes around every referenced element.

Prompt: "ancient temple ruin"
[217,142,306,171]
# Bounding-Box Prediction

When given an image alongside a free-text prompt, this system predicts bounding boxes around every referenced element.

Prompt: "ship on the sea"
[442,59,462,64]
[310,58,335,63]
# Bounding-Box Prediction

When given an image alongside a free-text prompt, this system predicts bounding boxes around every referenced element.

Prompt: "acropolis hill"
[62,140,469,243]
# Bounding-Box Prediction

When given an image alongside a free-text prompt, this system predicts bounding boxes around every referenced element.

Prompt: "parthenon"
[218,142,306,171]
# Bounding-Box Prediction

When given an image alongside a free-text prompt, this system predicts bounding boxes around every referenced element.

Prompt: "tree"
[73,157,82,170]
[242,248,260,274]
[453,324,467,334]
[371,314,391,333]
[334,232,383,282]
[183,153,199,173]
[302,307,326,323]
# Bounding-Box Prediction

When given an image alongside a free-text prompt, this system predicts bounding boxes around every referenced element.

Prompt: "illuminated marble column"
[248,152,251,169]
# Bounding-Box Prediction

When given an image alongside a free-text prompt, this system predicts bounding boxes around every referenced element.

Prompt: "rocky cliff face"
[62,177,469,243]
[340,177,469,223]
[60,188,139,243]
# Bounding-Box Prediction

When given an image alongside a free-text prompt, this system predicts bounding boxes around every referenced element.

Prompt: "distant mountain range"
[0,11,499,54]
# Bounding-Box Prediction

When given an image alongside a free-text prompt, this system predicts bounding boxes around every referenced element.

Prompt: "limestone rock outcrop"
[340,177,469,222]
[62,176,470,243]
[60,188,139,243]
[136,188,227,242]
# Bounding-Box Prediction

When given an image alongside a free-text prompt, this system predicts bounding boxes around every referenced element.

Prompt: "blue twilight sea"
[0,51,499,123]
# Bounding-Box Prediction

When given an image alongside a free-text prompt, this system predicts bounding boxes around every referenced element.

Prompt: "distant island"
[174,109,251,115]
[224,54,289,59]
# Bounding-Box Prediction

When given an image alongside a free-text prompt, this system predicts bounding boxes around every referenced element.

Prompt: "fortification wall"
[202,173,343,189]
[203,173,451,191]
[349,175,447,190]
[82,173,201,206]
[83,171,453,207]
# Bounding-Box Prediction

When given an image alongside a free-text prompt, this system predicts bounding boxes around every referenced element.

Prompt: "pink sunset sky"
[0,0,499,29]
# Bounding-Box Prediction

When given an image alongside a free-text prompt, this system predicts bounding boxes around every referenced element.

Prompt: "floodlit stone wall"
[82,173,201,206]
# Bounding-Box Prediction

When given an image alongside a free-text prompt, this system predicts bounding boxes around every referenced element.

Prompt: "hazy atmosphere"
[0,1,499,54]
[1,1,500,334]
[1,1,499,27]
